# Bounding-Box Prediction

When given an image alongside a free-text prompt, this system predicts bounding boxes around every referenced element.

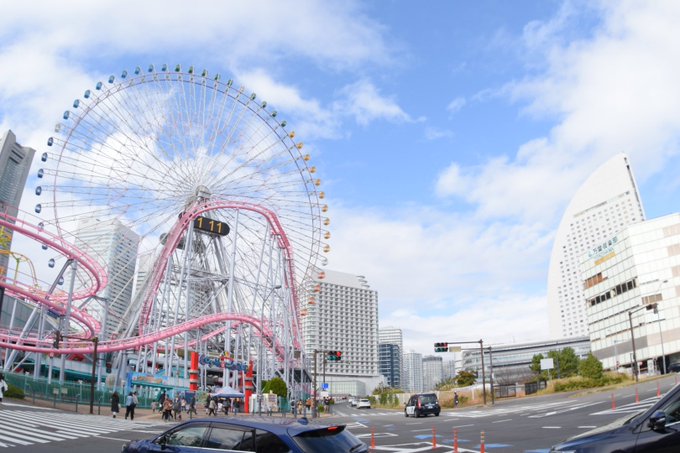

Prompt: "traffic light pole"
[433,339,488,405]
[312,350,318,418]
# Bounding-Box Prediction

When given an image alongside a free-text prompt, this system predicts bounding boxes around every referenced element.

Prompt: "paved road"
[0,375,676,452]
[326,375,679,452]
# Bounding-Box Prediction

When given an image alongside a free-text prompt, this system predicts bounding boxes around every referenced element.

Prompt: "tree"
[579,354,604,380]
[263,377,287,398]
[455,370,477,387]
[552,347,579,378]
[531,348,580,380]
[530,353,545,375]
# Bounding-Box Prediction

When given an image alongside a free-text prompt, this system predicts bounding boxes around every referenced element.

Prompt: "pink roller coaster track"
[0,201,302,357]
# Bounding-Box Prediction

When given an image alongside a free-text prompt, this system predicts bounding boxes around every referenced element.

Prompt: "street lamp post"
[628,309,641,382]
[257,285,281,416]
[653,304,667,375]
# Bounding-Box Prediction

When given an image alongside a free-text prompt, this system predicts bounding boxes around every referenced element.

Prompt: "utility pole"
[312,349,318,418]
[479,339,486,405]
[90,337,99,414]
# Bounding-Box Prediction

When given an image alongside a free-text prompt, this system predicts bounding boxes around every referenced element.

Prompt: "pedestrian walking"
[208,397,217,416]
[173,396,182,420]
[162,397,173,421]
[454,392,459,407]
[0,373,8,404]
[124,392,135,420]
[111,391,120,418]
[189,396,197,416]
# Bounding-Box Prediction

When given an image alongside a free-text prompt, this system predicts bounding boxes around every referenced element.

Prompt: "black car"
[121,416,368,453]
[404,393,440,417]
[550,383,680,452]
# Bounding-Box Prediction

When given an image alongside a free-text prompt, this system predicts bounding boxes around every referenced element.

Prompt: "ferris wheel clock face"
[35,64,329,290]
[193,216,229,236]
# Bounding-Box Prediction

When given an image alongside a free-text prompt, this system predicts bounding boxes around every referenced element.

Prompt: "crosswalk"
[0,406,157,449]
[334,394,660,421]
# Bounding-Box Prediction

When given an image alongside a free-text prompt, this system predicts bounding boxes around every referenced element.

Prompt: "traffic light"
[327,350,342,361]
[434,342,448,352]
[53,331,62,349]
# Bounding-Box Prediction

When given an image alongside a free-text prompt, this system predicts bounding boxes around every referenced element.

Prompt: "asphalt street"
[0,375,676,452]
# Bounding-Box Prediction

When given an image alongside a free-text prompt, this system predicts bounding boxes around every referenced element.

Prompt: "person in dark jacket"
[111,391,120,418]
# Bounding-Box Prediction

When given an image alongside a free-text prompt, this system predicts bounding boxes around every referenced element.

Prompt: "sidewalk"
[5,397,319,422]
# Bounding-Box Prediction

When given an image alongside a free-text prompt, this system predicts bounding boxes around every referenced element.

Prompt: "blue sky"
[3,1,680,355]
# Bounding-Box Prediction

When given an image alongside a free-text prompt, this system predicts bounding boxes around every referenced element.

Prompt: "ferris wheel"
[33,65,330,384]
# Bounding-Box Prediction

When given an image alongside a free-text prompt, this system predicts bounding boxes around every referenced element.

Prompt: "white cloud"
[436,2,680,226]
[335,80,411,126]
[424,127,453,141]
[446,96,466,114]
[0,0,394,147]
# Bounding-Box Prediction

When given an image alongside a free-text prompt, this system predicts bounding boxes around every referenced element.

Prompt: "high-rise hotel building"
[402,351,423,393]
[76,217,140,340]
[547,154,645,338]
[379,327,403,388]
[301,269,380,394]
[0,130,35,319]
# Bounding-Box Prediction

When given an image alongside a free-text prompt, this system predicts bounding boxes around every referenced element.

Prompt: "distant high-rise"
[422,355,443,391]
[547,154,645,338]
[76,217,140,340]
[379,327,403,389]
[301,269,380,393]
[402,351,423,393]
[443,360,457,380]
[0,130,35,317]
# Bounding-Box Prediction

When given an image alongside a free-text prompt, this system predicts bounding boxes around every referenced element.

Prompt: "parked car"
[356,398,371,409]
[550,383,680,452]
[404,393,440,417]
[350,398,358,407]
[121,417,368,453]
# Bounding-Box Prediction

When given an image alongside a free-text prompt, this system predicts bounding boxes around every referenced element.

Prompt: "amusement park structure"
[0,64,330,406]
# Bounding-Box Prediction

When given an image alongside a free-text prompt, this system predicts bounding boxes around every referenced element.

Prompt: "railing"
[4,371,155,411]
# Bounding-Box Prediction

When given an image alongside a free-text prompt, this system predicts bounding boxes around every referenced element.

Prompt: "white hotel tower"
[547,154,645,339]
[302,269,381,395]
[76,217,140,340]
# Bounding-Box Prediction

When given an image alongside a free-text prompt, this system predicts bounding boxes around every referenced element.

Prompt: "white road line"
[492,418,512,423]
[542,426,562,429]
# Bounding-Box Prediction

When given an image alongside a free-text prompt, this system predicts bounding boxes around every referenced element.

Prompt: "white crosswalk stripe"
[589,396,658,415]
[0,409,155,449]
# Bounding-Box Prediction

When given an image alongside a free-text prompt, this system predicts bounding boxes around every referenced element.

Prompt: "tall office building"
[76,217,140,340]
[379,327,403,389]
[443,359,457,380]
[547,154,645,338]
[0,130,35,317]
[301,269,380,394]
[582,213,680,375]
[402,351,423,393]
[422,355,443,391]
[378,343,401,388]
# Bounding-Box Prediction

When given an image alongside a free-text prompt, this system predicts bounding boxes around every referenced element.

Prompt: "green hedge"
[553,373,626,392]
[4,383,25,399]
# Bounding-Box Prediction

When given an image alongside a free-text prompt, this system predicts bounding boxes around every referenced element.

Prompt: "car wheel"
[415,409,420,418]
[435,411,440,416]
[404,410,408,417]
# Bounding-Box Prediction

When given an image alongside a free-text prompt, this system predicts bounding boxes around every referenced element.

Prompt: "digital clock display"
[193,216,230,236]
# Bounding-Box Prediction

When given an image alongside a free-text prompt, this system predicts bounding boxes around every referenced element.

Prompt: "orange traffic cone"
[480,431,486,453]
[453,428,458,453]
[370,427,375,450]
[432,427,437,449]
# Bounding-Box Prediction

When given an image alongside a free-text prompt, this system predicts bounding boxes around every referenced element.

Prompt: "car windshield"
[293,427,367,453]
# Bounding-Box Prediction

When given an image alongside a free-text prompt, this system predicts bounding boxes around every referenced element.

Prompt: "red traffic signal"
[327,350,343,361]
[434,342,448,352]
